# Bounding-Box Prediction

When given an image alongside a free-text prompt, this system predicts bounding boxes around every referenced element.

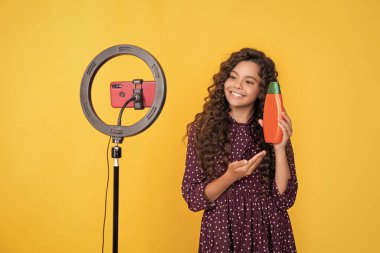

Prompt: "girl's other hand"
[225,150,266,182]
[258,111,293,150]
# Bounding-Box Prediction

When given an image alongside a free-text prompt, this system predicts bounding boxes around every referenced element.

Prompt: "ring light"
[80,44,166,138]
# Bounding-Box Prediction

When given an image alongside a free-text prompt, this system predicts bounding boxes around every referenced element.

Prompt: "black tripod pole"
[111,86,142,252]
[111,139,122,253]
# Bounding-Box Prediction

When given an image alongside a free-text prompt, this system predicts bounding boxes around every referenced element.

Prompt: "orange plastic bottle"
[263,81,285,143]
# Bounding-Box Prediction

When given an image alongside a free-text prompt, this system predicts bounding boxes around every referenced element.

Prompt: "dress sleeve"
[271,139,298,211]
[181,125,216,212]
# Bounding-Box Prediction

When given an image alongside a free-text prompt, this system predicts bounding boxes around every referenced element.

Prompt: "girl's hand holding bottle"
[258,111,293,151]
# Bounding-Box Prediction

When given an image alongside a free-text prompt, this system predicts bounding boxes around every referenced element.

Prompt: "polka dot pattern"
[182,116,298,252]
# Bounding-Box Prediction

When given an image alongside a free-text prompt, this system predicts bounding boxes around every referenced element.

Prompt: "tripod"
[111,137,122,253]
[80,45,167,253]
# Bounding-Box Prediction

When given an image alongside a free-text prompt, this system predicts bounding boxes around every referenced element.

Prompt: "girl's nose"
[234,79,242,89]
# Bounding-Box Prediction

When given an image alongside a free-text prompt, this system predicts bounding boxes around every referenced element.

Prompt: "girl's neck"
[228,108,254,124]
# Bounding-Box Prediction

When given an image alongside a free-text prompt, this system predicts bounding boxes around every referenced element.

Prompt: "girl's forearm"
[204,171,235,202]
[274,147,291,194]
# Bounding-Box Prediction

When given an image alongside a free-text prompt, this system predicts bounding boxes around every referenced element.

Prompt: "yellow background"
[1,0,379,252]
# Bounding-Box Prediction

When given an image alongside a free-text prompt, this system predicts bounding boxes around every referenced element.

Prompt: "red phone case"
[110,81,155,108]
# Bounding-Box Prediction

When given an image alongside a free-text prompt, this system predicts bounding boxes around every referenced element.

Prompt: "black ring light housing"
[80,44,166,138]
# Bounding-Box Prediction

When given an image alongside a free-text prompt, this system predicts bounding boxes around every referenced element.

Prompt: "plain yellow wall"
[1,0,379,252]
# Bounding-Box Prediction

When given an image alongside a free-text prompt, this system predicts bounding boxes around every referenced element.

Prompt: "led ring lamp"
[80,44,166,253]
[80,44,166,140]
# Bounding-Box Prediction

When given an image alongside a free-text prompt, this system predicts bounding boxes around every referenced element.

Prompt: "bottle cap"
[267,82,281,94]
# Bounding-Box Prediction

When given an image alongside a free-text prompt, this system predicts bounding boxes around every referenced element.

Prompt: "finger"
[278,119,291,135]
[278,121,290,139]
[278,114,293,134]
[248,150,266,163]
[247,155,265,174]
[245,151,266,171]
[281,112,292,129]
[232,159,248,169]
[258,119,263,128]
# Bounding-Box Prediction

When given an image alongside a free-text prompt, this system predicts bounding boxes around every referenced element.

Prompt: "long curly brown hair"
[186,48,278,188]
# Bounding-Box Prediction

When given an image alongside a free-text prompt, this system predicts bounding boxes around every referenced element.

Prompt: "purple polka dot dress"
[182,116,298,252]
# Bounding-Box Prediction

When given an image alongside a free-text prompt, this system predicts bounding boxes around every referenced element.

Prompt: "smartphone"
[110,81,155,108]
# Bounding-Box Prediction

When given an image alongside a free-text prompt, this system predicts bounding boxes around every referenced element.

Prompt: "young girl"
[182,48,297,252]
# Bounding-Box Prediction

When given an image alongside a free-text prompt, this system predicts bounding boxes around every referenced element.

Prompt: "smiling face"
[224,60,262,113]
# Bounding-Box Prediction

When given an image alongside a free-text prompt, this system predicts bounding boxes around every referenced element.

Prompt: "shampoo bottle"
[263,81,285,143]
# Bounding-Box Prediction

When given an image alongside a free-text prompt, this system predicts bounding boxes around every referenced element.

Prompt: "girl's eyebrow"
[231,70,259,82]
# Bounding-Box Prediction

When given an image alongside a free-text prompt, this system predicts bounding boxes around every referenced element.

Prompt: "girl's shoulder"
[186,120,200,140]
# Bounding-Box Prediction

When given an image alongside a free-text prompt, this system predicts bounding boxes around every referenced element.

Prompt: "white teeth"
[231,92,243,97]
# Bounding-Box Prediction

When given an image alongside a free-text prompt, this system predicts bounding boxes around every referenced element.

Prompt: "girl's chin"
[226,96,245,103]
[228,103,254,109]
[227,98,254,107]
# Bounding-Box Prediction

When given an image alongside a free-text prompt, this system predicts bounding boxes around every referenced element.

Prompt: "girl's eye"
[246,80,254,85]
[229,75,236,79]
